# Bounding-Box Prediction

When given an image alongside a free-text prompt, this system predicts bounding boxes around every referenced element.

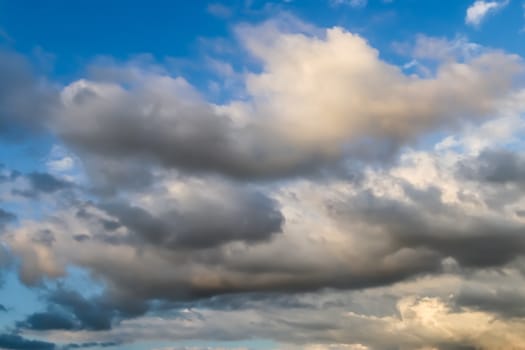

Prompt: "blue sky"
[1,1,525,350]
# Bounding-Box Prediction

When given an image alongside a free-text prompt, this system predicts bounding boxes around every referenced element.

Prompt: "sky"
[1,0,525,349]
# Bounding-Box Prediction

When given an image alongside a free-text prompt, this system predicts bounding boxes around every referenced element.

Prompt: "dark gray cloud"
[57,83,331,181]
[0,208,16,226]
[0,332,117,350]
[18,311,77,331]
[26,172,72,194]
[11,172,72,198]
[81,156,158,195]
[0,244,12,286]
[1,168,73,203]
[19,288,148,332]
[0,333,56,350]
[0,304,7,312]
[458,149,525,185]
[456,285,525,318]
[100,188,283,249]
[331,182,525,269]
[64,341,120,349]
[0,50,57,138]
[454,149,525,211]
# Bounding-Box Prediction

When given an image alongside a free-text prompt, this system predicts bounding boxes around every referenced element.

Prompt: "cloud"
[26,172,72,194]
[0,242,13,286]
[99,182,283,249]
[0,333,56,350]
[7,140,525,308]
[19,311,77,331]
[6,171,73,199]
[405,35,482,62]
[457,285,525,318]
[334,184,525,268]
[2,14,525,350]
[53,21,521,180]
[46,145,77,175]
[41,291,525,349]
[465,0,509,27]
[0,208,16,226]
[18,287,148,332]
[152,347,248,350]
[0,50,57,138]
[458,149,525,185]
[330,0,367,7]
[64,342,120,349]
[0,332,118,350]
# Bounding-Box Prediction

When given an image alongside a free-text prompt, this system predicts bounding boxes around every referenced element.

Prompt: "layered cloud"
[27,273,525,349]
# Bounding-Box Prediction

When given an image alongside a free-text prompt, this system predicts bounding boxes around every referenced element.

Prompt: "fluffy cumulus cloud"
[51,21,521,180]
[2,12,525,350]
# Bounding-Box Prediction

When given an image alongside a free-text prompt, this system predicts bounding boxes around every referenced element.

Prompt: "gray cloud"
[0,243,12,286]
[99,186,283,249]
[8,174,525,313]
[0,333,56,350]
[0,50,57,138]
[52,21,521,181]
[0,332,118,350]
[18,311,77,331]
[458,149,525,185]
[1,168,73,201]
[457,286,525,318]
[0,208,16,226]
[64,341,120,349]
[57,80,327,181]
[335,184,525,269]
[11,172,72,199]
[19,287,148,332]
[26,172,72,194]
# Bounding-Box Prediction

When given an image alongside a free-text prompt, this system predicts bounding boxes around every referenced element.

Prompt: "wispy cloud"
[330,0,368,8]
[207,3,233,18]
[465,0,509,27]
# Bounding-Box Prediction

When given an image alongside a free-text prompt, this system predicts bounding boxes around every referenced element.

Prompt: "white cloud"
[45,145,75,173]
[330,0,367,8]
[411,35,482,61]
[466,0,509,27]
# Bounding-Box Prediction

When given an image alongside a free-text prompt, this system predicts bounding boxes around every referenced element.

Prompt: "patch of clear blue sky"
[0,269,41,329]
[0,0,524,348]
[0,134,54,172]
